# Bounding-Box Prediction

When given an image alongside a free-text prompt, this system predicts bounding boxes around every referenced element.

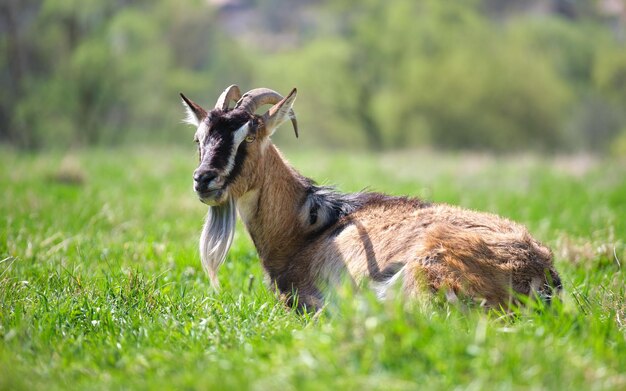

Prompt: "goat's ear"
[180,93,207,127]
[263,88,298,138]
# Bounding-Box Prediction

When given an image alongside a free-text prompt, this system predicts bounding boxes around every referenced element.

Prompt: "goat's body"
[236,145,560,310]
[309,201,559,307]
[182,85,561,312]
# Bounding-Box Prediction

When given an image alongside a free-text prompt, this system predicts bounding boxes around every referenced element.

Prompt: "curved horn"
[214,84,242,111]
[235,88,283,114]
[235,88,299,137]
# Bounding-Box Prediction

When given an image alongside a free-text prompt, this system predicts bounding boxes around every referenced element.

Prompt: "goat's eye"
[245,135,256,143]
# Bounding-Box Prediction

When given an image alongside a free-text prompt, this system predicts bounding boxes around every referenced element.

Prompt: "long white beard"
[199,196,236,288]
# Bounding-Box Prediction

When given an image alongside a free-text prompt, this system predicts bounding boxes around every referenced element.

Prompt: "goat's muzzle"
[193,168,225,204]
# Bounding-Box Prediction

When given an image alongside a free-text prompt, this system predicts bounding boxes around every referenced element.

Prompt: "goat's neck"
[236,144,307,274]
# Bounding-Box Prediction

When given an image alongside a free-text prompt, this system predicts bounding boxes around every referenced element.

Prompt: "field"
[1,146,625,390]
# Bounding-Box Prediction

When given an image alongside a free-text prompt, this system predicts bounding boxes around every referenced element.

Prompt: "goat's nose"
[193,170,218,187]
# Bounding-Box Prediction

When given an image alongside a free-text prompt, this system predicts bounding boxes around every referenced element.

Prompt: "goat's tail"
[403,223,562,308]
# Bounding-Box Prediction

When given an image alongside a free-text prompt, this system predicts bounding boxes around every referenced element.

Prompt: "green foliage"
[1,0,249,148]
[595,48,626,102]
[1,146,625,389]
[593,48,626,152]
[1,0,626,151]
[259,0,625,151]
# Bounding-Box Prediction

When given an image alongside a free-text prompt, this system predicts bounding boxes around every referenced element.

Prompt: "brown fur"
[183,87,561,312]
[232,144,561,311]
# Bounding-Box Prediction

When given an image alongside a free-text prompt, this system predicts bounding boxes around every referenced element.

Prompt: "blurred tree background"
[1,0,625,153]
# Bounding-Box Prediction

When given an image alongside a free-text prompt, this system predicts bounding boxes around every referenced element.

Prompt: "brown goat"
[180,85,561,311]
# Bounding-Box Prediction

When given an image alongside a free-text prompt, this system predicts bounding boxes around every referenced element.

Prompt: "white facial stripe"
[223,122,249,176]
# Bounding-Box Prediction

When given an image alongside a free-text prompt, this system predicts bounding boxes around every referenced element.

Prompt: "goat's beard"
[199,195,236,288]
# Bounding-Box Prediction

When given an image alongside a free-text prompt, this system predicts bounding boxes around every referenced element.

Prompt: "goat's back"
[306,198,561,307]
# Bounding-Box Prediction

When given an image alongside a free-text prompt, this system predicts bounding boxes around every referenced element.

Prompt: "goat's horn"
[214,84,242,111]
[235,88,299,137]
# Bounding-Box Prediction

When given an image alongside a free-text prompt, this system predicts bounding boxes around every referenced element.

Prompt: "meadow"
[1,146,625,390]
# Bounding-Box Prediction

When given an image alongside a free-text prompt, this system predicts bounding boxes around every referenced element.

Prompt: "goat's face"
[190,109,254,205]
[181,86,298,205]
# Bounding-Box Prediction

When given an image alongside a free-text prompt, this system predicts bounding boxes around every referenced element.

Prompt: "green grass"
[1,146,625,390]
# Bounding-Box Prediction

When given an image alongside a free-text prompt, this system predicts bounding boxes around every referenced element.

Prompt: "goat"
[180,85,562,311]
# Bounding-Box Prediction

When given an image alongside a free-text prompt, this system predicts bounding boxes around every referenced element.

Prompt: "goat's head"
[180,85,298,205]
[180,85,298,287]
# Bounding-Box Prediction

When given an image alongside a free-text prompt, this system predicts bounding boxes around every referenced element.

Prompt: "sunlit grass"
[1,146,625,390]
